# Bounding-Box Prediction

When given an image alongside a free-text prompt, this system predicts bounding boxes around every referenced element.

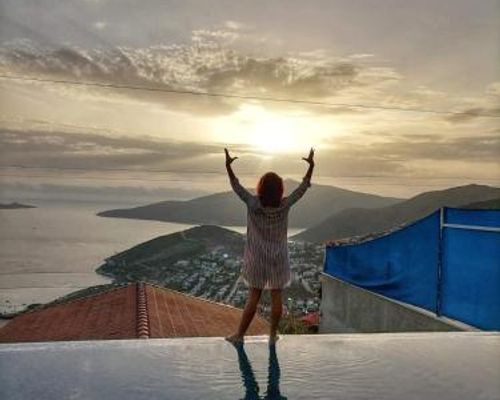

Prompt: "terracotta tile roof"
[146,284,268,338]
[0,283,269,343]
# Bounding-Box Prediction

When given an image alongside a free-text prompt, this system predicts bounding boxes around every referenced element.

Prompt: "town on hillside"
[99,228,324,321]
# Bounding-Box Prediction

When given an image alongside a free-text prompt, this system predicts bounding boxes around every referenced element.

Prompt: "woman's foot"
[225,334,244,346]
[269,334,280,345]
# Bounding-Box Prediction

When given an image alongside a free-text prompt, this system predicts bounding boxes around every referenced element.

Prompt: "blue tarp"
[445,207,500,228]
[324,211,440,312]
[441,209,500,330]
[324,207,500,330]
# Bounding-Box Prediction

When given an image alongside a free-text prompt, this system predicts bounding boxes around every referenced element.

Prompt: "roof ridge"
[136,282,150,339]
[144,282,269,325]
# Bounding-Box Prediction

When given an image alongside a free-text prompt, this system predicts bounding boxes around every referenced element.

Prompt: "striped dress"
[229,175,312,289]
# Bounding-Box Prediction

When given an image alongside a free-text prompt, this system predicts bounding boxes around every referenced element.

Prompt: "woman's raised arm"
[285,147,315,207]
[225,148,253,205]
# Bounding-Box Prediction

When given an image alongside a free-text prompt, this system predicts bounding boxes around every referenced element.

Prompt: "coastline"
[0,201,306,320]
[0,204,196,316]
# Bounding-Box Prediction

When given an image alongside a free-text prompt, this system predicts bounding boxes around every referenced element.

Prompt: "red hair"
[257,172,284,208]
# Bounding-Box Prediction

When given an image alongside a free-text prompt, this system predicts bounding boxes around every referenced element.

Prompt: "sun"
[250,116,301,153]
[213,104,315,154]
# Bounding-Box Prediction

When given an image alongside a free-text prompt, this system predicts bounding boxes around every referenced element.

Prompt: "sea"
[0,201,304,315]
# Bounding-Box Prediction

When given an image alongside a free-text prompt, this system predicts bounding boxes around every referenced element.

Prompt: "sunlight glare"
[250,117,300,153]
[213,104,324,154]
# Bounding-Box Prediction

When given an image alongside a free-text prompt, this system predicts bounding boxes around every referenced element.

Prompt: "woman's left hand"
[302,147,315,166]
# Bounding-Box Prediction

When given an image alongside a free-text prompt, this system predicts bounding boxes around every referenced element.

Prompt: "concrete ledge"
[319,273,478,333]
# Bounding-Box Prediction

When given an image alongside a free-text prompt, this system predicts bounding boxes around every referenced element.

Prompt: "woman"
[224,147,315,344]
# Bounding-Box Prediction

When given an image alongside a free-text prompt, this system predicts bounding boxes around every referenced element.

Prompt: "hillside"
[96,179,401,228]
[97,224,245,283]
[95,224,323,310]
[462,197,500,209]
[292,184,500,243]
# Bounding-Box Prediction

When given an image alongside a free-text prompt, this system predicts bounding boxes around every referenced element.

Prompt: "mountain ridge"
[97,179,402,228]
[292,184,500,243]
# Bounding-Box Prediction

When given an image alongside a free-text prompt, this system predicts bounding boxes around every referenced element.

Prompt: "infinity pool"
[1,333,499,400]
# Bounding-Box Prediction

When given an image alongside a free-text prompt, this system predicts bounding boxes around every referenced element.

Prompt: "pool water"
[1,333,499,400]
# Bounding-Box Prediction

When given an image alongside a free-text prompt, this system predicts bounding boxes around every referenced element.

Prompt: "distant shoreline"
[0,202,36,209]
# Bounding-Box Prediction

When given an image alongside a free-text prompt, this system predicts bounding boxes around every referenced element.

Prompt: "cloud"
[203,58,358,99]
[486,82,500,97]
[0,36,404,116]
[3,125,498,171]
[192,29,240,42]
[444,107,500,123]
[0,128,235,172]
[348,54,375,59]
[442,81,500,123]
[93,21,107,31]
[328,132,500,164]
[223,20,246,30]
[1,126,498,189]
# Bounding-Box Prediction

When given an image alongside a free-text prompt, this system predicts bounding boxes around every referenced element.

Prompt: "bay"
[0,202,194,314]
[0,201,304,314]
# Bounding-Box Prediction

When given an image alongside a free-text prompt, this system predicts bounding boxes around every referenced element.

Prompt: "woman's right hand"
[224,147,238,166]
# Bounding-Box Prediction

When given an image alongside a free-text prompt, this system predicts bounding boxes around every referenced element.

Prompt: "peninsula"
[0,202,36,209]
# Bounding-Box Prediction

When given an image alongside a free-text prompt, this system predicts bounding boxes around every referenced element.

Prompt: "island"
[0,202,36,209]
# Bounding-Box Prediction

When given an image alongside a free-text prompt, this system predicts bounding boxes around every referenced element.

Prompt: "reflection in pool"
[233,342,286,400]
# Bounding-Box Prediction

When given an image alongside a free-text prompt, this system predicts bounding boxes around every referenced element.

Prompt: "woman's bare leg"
[226,287,262,343]
[270,289,282,342]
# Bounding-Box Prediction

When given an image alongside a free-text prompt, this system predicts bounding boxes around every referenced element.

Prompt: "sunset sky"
[0,0,499,201]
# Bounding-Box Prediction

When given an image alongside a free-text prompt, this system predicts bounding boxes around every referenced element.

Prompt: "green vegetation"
[279,314,309,334]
